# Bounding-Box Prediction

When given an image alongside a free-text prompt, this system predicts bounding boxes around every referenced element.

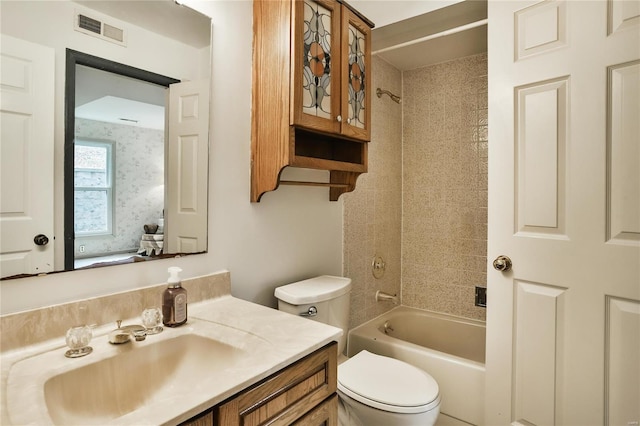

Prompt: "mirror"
[0,0,211,279]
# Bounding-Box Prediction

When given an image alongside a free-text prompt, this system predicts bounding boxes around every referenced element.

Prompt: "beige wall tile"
[402,53,487,321]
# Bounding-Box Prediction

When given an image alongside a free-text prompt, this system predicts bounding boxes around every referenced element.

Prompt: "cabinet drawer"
[216,342,337,426]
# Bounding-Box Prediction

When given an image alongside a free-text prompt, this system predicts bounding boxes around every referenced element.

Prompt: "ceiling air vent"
[74,11,126,46]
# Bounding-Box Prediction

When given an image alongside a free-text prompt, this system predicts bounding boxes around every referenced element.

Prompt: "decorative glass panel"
[302,0,332,119]
[348,23,366,129]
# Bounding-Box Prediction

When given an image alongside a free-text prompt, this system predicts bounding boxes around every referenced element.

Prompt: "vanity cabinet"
[216,342,337,425]
[251,0,374,202]
[180,342,338,426]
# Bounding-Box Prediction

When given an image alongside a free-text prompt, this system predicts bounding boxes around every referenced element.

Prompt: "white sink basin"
[6,320,271,425]
[44,334,243,425]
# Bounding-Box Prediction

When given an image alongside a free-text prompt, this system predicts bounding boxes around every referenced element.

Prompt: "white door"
[165,79,209,253]
[0,35,55,278]
[486,1,640,425]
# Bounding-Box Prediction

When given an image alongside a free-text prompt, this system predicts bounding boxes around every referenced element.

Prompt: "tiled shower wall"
[402,53,488,321]
[343,56,403,329]
[344,53,488,328]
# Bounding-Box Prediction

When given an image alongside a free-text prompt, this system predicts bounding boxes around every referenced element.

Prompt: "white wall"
[0,1,344,314]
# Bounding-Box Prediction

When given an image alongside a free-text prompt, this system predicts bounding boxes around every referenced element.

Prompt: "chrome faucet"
[108,320,147,344]
[375,290,398,305]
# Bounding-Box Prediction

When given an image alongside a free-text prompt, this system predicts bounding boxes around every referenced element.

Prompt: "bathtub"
[346,306,486,425]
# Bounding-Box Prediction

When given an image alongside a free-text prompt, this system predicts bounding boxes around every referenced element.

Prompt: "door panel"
[0,35,55,278]
[513,281,567,426]
[165,79,209,254]
[606,60,640,244]
[487,1,640,425]
[605,296,640,426]
[515,77,568,237]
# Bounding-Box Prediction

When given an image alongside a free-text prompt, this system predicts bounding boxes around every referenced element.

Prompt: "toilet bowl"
[274,276,441,426]
[337,350,440,426]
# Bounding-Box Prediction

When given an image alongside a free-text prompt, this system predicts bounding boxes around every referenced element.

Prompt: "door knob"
[493,255,512,272]
[34,234,49,246]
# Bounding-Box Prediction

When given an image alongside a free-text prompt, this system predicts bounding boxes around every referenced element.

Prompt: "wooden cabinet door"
[340,8,371,142]
[293,395,338,426]
[291,0,342,135]
[216,343,337,426]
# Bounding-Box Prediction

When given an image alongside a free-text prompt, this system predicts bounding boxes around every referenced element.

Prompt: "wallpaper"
[74,118,164,258]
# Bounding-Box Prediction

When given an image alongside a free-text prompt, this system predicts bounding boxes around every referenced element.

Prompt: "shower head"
[376,88,401,104]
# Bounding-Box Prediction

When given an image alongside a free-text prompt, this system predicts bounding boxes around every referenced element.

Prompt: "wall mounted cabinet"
[251,0,374,202]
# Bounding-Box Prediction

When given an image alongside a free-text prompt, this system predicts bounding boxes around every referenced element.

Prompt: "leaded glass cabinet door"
[340,7,371,142]
[292,0,342,135]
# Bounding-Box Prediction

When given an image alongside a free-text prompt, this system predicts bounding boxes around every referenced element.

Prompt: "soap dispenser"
[162,267,187,327]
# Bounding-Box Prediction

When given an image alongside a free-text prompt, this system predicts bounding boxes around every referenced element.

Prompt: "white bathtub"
[346,306,486,425]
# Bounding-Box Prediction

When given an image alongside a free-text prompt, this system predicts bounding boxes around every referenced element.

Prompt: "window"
[74,140,114,236]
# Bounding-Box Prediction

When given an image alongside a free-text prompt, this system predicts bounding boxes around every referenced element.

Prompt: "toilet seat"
[337,350,440,414]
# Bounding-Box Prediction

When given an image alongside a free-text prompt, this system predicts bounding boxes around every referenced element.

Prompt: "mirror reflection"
[0,0,211,279]
[70,60,174,270]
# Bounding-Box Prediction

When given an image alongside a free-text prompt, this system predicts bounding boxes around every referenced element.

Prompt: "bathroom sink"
[43,333,246,425]
[5,320,274,425]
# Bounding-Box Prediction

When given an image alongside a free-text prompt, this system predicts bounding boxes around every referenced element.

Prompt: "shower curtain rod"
[372,19,488,55]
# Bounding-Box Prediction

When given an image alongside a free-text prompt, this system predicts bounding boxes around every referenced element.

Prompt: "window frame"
[73,139,115,237]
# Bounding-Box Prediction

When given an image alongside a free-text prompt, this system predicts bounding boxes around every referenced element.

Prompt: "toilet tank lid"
[274,275,351,304]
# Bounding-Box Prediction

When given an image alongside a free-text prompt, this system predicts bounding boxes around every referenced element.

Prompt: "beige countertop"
[1,295,341,425]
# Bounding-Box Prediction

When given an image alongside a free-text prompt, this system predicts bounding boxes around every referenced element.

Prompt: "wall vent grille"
[74,11,126,46]
[78,14,101,34]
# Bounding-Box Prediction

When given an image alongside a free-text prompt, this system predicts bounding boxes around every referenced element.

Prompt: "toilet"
[275,276,441,426]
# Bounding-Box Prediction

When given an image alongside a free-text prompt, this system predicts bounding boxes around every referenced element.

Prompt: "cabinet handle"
[336,115,342,123]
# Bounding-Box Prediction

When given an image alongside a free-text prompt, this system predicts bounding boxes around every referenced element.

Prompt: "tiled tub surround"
[343,56,403,329]
[0,271,341,425]
[344,53,488,328]
[402,53,488,321]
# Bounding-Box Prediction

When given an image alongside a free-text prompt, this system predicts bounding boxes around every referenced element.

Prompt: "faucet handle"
[116,319,123,329]
[65,325,93,358]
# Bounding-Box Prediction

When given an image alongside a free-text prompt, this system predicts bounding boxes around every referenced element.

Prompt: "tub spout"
[375,290,398,305]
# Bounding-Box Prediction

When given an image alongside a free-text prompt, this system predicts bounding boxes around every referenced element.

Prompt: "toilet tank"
[275,276,351,354]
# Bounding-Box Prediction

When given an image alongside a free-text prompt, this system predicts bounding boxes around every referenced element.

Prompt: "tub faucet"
[375,290,398,305]
[108,320,147,344]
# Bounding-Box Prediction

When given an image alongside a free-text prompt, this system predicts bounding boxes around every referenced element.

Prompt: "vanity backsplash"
[0,271,231,351]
